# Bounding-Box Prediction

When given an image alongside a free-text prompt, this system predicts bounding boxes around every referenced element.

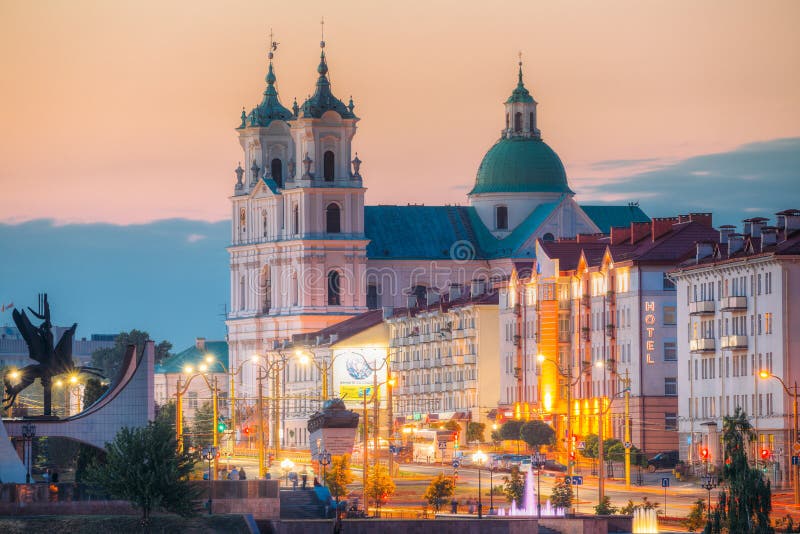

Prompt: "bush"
[549,478,573,510]
[594,496,617,515]
[683,499,707,532]
[424,474,455,512]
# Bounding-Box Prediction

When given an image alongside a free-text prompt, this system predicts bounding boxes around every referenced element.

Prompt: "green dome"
[469,137,573,195]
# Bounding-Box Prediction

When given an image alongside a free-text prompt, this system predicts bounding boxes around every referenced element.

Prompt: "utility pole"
[257,371,265,478]
[272,369,280,457]
[624,369,631,488]
[212,376,219,479]
[176,375,184,453]
[363,386,369,513]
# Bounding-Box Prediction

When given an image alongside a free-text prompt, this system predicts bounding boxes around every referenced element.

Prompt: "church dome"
[469,137,573,195]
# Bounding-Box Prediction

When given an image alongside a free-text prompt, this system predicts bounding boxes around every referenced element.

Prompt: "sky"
[1,0,798,224]
[1,1,799,347]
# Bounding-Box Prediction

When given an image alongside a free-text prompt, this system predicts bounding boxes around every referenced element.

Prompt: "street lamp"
[759,370,799,507]
[175,365,220,478]
[202,446,217,514]
[531,452,547,518]
[281,458,295,487]
[251,353,289,478]
[489,464,496,515]
[21,423,36,484]
[204,353,249,453]
[472,450,487,518]
[700,473,718,522]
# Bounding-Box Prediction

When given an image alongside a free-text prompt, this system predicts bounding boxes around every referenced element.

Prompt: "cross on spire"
[320,17,325,47]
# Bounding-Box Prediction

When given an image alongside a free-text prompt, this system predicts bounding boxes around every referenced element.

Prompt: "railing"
[463,354,477,364]
[689,338,715,353]
[689,300,715,315]
[720,335,748,350]
[721,296,747,311]
[582,295,591,308]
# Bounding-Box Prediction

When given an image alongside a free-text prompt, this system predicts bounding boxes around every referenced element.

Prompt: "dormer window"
[496,206,508,230]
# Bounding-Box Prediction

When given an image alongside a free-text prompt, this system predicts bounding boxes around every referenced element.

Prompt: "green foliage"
[717,408,774,534]
[582,434,599,459]
[443,420,461,433]
[502,466,525,506]
[683,499,707,532]
[424,473,455,511]
[499,420,525,441]
[84,420,199,524]
[467,422,485,443]
[365,463,396,513]
[91,330,172,379]
[324,454,354,501]
[619,496,661,515]
[519,420,555,450]
[491,429,502,443]
[191,401,214,449]
[549,477,573,510]
[594,495,617,515]
[75,378,110,483]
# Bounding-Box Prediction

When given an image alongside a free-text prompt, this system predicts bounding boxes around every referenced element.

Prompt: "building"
[386,283,500,438]
[154,337,229,423]
[225,40,649,449]
[497,213,719,456]
[670,210,800,485]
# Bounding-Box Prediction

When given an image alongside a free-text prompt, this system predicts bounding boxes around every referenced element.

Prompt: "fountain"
[499,467,565,517]
[632,508,659,533]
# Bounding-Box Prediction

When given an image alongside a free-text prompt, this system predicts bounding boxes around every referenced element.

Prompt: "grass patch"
[0,514,251,534]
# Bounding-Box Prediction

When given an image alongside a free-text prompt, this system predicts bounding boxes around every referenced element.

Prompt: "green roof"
[239,62,293,129]
[300,50,357,120]
[469,137,573,195]
[580,205,651,233]
[505,65,535,104]
[155,340,229,374]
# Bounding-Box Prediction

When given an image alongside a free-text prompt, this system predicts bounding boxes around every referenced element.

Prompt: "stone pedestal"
[310,427,357,457]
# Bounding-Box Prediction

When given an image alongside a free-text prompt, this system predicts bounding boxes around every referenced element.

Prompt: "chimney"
[761,226,778,250]
[750,218,767,238]
[696,241,715,262]
[784,209,800,233]
[470,278,486,297]
[631,221,650,243]
[577,233,607,243]
[195,337,206,351]
[382,306,394,320]
[426,288,440,306]
[689,213,713,227]
[610,226,632,245]
[407,294,418,308]
[719,225,735,244]
[329,334,338,344]
[728,233,744,256]
[743,218,753,236]
[652,217,679,241]
[448,283,463,302]
[678,214,691,224]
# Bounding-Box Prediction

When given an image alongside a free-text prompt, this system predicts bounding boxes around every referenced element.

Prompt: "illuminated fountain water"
[495,467,565,517]
[632,508,659,533]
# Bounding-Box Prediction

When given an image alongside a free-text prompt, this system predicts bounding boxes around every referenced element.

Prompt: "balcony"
[721,296,747,311]
[463,354,477,364]
[558,331,570,343]
[581,328,591,342]
[606,291,616,305]
[581,295,591,308]
[690,338,716,353]
[721,335,748,350]
[420,333,433,343]
[689,301,715,315]
[605,323,616,339]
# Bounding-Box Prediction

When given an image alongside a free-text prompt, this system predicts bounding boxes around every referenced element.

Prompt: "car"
[543,460,567,473]
[647,450,680,472]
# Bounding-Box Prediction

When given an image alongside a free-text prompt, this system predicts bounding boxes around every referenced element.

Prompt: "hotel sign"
[644,301,656,364]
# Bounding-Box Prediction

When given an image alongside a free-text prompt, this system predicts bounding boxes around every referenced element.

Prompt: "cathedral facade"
[226,41,648,448]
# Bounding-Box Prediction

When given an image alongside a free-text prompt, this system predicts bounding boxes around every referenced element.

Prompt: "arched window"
[326,203,341,233]
[327,271,341,306]
[514,112,522,132]
[271,158,283,187]
[495,205,508,230]
[542,232,555,242]
[292,205,299,235]
[239,275,246,311]
[367,284,379,310]
[506,113,509,130]
[262,209,268,238]
[323,151,335,182]
[261,267,271,313]
[529,112,534,131]
[291,272,299,307]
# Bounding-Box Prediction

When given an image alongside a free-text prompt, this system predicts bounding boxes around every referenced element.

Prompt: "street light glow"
[298,353,310,365]
[205,354,214,363]
[595,360,604,368]
[472,449,487,465]
[251,354,260,363]
[537,354,545,363]
[9,370,20,380]
[199,363,208,373]
[759,370,770,379]
[183,365,193,374]
[69,375,78,384]
[55,379,63,387]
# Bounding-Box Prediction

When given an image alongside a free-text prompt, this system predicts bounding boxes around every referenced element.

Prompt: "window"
[495,206,508,230]
[271,158,283,187]
[663,306,677,325]
[514,112,522,132]
[323,151,335,181]
[327,271,341,305]
[542,232,555,242]
[188,391,198,409]
[529,112,534,130]
[262,209,268,238]
[325,203,341,233]
[664,341,677,361]
[663,273,676,291]
[239,275,246,311]
[664,377,677,396]
[765,312,773,334]
[505,113,509,130]
[664,412,677,431]
[292,205,299,235]
[412,285,427,307]
[367,284,379,310]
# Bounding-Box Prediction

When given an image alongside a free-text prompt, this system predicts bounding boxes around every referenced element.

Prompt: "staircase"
[279,489,327,519]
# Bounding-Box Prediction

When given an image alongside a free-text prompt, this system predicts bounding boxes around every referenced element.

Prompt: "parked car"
[543,460,567,473]
[647,450,680,472]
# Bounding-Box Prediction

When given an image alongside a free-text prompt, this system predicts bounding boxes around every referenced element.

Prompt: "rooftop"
[155,339,228,375]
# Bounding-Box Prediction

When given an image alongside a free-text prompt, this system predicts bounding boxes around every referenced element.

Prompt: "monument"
[307,398,359,458]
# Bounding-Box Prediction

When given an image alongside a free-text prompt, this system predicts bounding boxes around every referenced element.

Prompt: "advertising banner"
[332,348,388,409]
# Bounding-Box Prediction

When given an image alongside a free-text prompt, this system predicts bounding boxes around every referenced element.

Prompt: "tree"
[424,473,455,512]
[520,420,555,450]
[683,499,707,532]
[499,420,525,441]
[582,434,599,459]
[75,378,109,483]
[91,330,172,379]
[502,466,525,506]
[467,422,485,443]
[707,408,774,534]
[324,454,354,504]
[191,401,214,449]
[365,463,396,516]
[549,477,573,510]
[85,420,198,525]
[444,420,461,433]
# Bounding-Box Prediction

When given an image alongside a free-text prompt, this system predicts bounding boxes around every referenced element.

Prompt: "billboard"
[332,348,388,409]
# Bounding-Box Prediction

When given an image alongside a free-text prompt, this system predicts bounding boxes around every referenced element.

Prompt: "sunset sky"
[1,0,798,224]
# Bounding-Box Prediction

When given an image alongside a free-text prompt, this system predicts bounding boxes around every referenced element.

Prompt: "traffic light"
[217,418,227,433]
[243,426,251,436]
[700,447,709,460]
[569,450,576,462]
[761,448,771,461]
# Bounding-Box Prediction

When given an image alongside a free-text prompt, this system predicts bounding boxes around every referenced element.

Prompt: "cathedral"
[225,39,648,445]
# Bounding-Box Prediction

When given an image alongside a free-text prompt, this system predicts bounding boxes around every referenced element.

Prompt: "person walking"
[301,469,308,489]
[239,467,246,480]
[228,466,239,480]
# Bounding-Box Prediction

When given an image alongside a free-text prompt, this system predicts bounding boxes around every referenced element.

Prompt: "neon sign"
[645,301,656,364]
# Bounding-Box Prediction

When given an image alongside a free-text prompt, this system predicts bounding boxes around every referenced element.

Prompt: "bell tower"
[503,54,540,140]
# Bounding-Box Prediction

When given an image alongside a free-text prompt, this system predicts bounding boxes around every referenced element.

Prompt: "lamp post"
[21,423,36,484]
[202,446,217,514]
[759,370,799,506]
[700,472,718,522]
[281,458,295,488]
[252,353,288,478]
[472,450,487,518]
[489,465,496,515]
[532,452,547,518]
[174,363,219,478]
[205,354,248,454]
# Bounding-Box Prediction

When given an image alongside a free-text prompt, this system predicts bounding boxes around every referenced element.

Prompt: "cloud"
[590,158,662,171]
[187,233,207,243]
[578,137,800,227]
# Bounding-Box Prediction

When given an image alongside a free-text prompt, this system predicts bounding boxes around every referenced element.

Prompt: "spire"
[239,29,293,128]
[299,21,357,120]
[506,52,535,104]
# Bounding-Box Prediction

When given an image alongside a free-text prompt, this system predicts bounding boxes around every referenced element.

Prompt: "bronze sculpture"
[3,294,104,416]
